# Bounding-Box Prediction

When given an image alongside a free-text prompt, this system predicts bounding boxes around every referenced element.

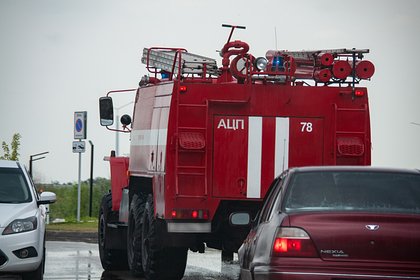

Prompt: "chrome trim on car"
[365,224,380,231]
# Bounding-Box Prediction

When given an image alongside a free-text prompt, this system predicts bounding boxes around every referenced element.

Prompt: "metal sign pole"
[77,140,82,222]
[74,111,87,223]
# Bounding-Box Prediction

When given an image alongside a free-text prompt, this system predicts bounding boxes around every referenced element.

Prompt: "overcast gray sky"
[1,0,419,183]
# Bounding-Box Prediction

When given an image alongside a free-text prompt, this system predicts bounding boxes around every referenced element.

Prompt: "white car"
[0,160,56,280]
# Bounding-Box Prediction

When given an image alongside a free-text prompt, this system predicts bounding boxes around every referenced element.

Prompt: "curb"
[46,231,98,244]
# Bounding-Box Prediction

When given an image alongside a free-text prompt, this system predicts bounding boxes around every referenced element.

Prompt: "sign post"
[74,111,87,222]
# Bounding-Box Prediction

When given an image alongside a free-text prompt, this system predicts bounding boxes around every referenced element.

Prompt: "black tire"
[222,250,234,263]
[127,193,145,276]
[142,194,188,280]
[98,193,128,270]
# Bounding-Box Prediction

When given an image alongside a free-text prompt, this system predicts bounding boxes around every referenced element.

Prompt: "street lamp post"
[88,140,94,217]
[29,151,49,179]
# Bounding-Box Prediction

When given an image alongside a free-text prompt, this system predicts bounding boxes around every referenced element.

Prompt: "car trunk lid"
[288,212,420,262]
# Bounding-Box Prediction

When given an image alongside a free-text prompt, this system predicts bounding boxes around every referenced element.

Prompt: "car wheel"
[98,193,128,270]
[127,193,145,276]
[141,194,188,280]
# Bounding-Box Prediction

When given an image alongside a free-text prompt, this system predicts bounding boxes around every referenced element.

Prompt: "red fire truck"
[98,25,374,279]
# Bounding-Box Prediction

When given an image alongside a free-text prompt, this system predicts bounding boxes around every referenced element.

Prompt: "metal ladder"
[141,48,219,77]
[281,48,370,60]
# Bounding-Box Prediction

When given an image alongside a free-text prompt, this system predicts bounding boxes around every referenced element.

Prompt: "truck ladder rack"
[141,48,219,77]
[281,48,370,60]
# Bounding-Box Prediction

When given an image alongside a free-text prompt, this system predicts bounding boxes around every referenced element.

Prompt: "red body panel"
[108,156,129,211]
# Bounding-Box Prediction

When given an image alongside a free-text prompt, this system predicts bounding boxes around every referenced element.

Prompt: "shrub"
[39,178,110,221]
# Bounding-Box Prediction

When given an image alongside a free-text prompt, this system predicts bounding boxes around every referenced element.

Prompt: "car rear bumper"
[253,271,420,280]
[251,263,420,280]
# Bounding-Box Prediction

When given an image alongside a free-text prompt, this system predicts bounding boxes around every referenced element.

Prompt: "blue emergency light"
[271,56,284,72]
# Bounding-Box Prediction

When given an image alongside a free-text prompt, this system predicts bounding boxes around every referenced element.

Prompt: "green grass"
[47,218,98,232]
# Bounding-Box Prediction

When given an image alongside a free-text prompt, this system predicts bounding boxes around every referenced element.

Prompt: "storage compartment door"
[213,116,248,198]
[289,118,324,167]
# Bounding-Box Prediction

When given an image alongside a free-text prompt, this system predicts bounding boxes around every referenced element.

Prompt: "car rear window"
[0,167,32,203]
[284,171,420,214]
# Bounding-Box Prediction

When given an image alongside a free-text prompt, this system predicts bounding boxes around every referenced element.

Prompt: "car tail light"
[272,227,318,257]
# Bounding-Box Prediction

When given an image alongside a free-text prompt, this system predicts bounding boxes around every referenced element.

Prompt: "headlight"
[254,57,268,71]
[2,217,37,235]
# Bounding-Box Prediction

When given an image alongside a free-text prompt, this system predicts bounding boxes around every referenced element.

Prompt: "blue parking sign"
[74,111,87,139]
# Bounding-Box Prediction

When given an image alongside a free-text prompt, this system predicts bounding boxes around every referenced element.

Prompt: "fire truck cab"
[98,25,374,279]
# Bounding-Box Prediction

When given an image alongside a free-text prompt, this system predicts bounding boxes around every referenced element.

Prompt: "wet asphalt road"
[43,241,240,280]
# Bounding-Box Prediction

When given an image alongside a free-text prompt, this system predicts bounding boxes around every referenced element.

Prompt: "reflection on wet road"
[44,241,240,280]
[45,241,102,279]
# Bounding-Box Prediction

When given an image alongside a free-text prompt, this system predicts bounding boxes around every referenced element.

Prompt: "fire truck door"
[212,116,323,199]
[213,116,248,198]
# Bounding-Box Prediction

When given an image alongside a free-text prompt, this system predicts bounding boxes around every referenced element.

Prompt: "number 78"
[300,122,313,132]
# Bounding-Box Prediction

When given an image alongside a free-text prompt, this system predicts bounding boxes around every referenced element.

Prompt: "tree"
[1,133,21,160]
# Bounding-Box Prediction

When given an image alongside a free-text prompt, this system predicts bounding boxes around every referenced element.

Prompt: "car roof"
[288,165,420,175]
[0,160,20,169]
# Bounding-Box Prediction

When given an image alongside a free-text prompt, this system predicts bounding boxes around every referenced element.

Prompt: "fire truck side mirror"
[99,96,114,126]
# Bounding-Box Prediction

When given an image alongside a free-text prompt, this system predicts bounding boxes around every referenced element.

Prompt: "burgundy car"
[237,166,420,280]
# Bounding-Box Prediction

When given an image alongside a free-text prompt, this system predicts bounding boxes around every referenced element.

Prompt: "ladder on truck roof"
[141,48,219,78]
[281,48,370,60]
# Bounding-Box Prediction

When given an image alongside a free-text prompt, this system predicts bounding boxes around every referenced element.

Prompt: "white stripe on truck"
[247,117,263,198]
[275,117,289,176]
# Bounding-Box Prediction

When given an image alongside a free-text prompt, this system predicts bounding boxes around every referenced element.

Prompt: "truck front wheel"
[98,193,128,270]
[142,194,188,280]
[127,193,145,276]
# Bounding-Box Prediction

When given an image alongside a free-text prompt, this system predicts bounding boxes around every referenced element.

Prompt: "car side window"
[258,176,284,224]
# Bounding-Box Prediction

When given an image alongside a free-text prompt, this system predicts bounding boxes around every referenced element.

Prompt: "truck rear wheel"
[142,194,188,280]
[127,193,145,276]
[222,250,234,263]
[98,193,128,270]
